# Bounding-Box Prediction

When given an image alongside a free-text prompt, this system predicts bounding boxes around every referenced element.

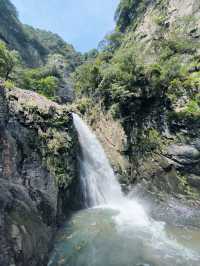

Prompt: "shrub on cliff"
[115,0,151,32]
[73,60,102,98]
[37,76,58,98]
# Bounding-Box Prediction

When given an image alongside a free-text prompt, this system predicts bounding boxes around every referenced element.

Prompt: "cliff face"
[118,0,200,200]
[73,0,200,203]
[0,84,80,266]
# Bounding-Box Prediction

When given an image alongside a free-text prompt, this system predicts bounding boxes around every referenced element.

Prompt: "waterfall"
[72,113,123,206]
[72,113,150,226]
[48,114,199,266]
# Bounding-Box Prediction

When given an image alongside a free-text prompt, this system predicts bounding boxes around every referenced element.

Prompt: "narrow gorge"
[0,0,200,265]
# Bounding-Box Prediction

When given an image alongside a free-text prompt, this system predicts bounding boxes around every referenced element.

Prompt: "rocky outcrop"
[83,106,129,181]
[91,0,200,203]
[81,94,200,202]
[0,84,80,266]
[121,98,200,201]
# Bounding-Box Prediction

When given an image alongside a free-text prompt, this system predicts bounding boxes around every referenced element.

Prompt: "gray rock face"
[0,180,51,265]
[188,174,200,189]
[166,143,200,185]
[0,84,80,266]
[167,144,200,164]
[56,80,74,104]
[135,155,180,195]
[192,139,200,151]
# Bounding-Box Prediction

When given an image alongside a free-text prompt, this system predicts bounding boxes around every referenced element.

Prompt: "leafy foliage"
[35,76,58,98]
[73,59,102,97]
[73,0,200,125]
[0,41,18,80]
[3,80,15,89]
[0,0,18,25]
[16,67,58,98]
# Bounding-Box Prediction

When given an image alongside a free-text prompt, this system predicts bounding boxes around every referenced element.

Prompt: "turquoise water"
[48,207,200,266]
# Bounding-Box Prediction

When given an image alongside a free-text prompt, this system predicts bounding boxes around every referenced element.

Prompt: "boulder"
[167,144,200,164]
[188,174,200,189]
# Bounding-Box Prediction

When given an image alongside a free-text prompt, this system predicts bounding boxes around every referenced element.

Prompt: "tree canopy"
[0,41,18,80]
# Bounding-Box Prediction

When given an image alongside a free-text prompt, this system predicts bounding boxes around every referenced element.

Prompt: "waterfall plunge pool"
[48,207,200,266]
[49,114,200,266]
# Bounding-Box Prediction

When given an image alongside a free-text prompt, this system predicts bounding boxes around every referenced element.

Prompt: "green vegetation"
[0,41,18,80]
[153,14,167,26]
[0,0,82,67]
[72,59,102,98]
[73,97,93,114]
[16,67,59,98]
[169,96,200,126]
[0,41,60,99]
[115,0,151,32]
[40,124,76,188]
[177,172,199,198]
[36,76,58,98]
[3,80,15,89]
[74,38,197,116]
[23,25,82,71]
[1,0,200,123]
[0,0,82,101]
[186,98,200,115]
[0,0,199,204]
[73,6,200,120]
[72,0,200,167]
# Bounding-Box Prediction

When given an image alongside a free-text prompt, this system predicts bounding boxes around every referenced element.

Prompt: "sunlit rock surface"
[0,84,80,266]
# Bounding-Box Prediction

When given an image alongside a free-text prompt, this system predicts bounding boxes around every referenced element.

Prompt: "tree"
[73,60,102,97]
[17,67,58,98]
[37,76,58,98]
[0,42,17,80]
[98,32,124,53]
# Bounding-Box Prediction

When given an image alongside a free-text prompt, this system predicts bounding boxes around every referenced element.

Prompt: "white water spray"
[72,113,199,261]
[73,113,122,206]
[73,113,152,226]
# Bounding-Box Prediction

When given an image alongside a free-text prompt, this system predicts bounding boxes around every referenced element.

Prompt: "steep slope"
[0,0,82,102]
[0,83,80,266]
[73,0,200,202]
[0,0,81,68]
[0,0,44,67]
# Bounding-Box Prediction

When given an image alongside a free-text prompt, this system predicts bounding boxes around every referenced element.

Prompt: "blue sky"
[11,0,119,53]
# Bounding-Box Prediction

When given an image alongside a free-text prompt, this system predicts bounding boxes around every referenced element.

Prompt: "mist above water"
[73,113,149,225]
[48,114,200,266]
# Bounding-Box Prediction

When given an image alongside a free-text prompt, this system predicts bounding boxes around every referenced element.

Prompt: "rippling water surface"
[48,208,200,266]
[48,114,200,266]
